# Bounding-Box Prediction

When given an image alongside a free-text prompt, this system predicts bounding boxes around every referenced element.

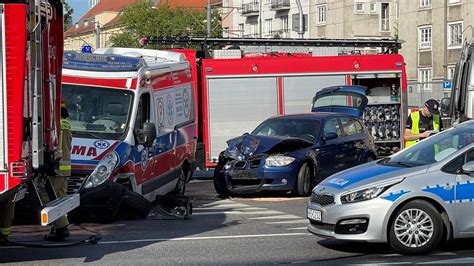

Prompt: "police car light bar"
[63,51,144,72]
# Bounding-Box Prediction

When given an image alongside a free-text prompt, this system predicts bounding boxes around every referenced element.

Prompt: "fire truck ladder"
[142,36,401,55]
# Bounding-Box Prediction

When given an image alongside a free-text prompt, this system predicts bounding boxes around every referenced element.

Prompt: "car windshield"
[251,118,320,142]
[382,125,474,167]
[62,84,134,139]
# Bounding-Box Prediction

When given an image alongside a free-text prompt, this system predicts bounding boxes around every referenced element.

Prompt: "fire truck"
[0,0,78,227]
[144,37,408,169]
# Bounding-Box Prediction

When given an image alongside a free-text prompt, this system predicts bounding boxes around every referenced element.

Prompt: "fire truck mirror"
[136,122,157,147]
[440,97,451,117]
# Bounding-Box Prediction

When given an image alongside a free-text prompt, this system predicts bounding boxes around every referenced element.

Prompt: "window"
[419,26,432,49]
[380,3,389,31]
[353,119,364,134]
[355,2,364,13]
[265,19,272,35]
[339,117,358,136]
[250,22,258,37]
[370,3,376,13]
[419,68,432,91]
[448,66,456,80]
[420,0,431,8]
[316,5,327,24]
[136,93,151,130]
[223,27,230,38]
[395,2,399,20]
[448,21,463,48]
[238,23,244,37]
[281,16,289,32]
[448,0,462,5]
[323,118,342,137]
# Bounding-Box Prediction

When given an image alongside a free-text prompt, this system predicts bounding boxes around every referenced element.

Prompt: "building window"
[419,26,432,49]
[419,68,432,91]
[395,2,399,20]
[355,2,364,13]
[316,5,327,24]
[250,22,258,37]
[448,21,463,48]
[420,0,431,8]
[448,0,462,5]
[239,23,244,37]
[447,66,456,80]
[265,19,273,35]
[281,16,289,32]
[370,3,376,13]
[380,3,389,31]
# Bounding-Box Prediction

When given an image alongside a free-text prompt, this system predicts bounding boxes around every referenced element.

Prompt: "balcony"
[271,30,290,38]
[270,0,290,11]
[242,2,259,17]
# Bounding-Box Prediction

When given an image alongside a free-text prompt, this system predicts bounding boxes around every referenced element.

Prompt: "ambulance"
[61,48,196,220]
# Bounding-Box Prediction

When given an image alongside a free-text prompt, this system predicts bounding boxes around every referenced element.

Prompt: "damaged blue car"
[213,86,377,197]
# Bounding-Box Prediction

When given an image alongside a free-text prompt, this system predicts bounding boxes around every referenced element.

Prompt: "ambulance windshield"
[62,84,134,139]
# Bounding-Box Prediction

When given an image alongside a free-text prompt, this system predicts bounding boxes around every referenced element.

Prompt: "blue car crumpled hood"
[224,134,313,160]
[320,161,429,191]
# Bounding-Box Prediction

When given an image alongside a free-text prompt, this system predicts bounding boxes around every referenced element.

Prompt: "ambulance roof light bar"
[94,47,187,63]
[63,51,145,72]
[142,36,402,54]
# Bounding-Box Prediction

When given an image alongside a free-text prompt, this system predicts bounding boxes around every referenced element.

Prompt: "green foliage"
[63,1,74,31]
[110,0,222,48]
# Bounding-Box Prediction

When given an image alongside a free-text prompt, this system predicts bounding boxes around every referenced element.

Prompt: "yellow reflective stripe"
[60,118,71,130]
[433,114,440,131]
[406,112,420,148]
[0,227,11,235]
[59,165,71,171]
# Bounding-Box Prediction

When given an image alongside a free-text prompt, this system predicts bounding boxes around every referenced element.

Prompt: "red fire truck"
[145,37,408,169]
[0,0,78,227]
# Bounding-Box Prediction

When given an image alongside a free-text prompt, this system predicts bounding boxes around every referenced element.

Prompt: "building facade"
[89,0,101,9]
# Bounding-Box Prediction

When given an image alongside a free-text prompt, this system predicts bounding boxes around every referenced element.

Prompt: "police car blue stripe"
[322,165,402,189]
[382,190,409,202]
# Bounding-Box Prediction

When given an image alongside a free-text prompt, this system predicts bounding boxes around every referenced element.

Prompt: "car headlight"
[84,151,119,189]
[340,178,404,204]
[265,155,295,167]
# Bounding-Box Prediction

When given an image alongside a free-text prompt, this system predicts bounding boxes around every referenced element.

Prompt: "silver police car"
[307,120,474,254]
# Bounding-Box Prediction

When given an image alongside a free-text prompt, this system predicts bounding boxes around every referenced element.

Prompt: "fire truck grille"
[311,193,335,206]
[67,176,87,195]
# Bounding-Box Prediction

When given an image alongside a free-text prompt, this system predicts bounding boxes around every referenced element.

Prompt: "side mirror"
[461,161,474,174]
[136,122,157,147]
[322,132,338,141]
[440,97,451,117]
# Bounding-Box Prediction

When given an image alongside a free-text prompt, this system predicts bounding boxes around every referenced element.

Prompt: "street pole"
[296,0,304,39]
[207,0,211,37]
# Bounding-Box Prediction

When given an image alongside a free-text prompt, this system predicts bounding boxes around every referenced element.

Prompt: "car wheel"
[294,162,311,196]
[213,162,231,197]
[172,169,186,195]
[119,190,151,220]
[389,200,443,255]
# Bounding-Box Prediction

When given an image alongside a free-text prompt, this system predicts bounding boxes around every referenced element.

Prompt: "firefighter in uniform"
[404,99,443,148]
[0,191,15,243]
[43,101,72,241]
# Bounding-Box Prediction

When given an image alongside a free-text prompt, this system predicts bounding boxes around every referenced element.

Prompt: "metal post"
[296,0,304,39]
[207,0,212,37]
[95,22,100,49]
[259,0,262,38]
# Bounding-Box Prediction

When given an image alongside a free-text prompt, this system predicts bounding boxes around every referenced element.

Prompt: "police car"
[307,120,474,254]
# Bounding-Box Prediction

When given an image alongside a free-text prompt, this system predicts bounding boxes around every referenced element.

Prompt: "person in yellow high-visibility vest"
[405,99,443,148]
[43,101,72,241]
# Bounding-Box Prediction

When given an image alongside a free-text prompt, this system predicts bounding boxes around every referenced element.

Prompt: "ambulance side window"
[136,93,151,130]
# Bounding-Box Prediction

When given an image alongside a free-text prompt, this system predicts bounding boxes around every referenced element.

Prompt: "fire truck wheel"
[213,162,230,198]
[294,162,311,196]
[119,190,151,220]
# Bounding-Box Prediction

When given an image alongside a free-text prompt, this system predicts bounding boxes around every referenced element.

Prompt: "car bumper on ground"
[306,198,392,243]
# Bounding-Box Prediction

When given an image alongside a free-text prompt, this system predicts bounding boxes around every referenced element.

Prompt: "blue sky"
[67,0,89,23]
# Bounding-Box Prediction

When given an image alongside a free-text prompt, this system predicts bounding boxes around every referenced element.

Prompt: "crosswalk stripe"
[249,215,302,220]
[287,227,308,230]
[266,219,308,224]
[198,203,250,208]
[193,210,284,216]
[194,207,267,211]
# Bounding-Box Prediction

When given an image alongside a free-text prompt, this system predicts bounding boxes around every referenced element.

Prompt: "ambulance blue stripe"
[72,160,98,165]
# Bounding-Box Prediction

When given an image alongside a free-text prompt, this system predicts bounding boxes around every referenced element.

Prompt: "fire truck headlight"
[84,152,119,189]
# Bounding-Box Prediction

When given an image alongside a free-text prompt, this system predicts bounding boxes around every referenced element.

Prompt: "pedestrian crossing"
[193,199,309,231]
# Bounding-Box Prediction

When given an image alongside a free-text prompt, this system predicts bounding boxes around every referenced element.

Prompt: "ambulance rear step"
[40,194,80,226]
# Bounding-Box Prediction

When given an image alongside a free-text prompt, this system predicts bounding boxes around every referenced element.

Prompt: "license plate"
[13,187,27,202]
[307,208,322,222]
[232,170,257,180]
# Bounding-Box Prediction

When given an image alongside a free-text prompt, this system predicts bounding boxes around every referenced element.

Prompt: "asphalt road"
[2,180,474,265]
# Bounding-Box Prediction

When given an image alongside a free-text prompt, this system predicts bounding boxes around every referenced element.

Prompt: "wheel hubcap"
[394,208,434,248]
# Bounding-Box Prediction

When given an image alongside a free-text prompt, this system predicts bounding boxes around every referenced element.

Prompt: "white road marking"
[287,227,308,230]
[193,210,284,216]
[266,219,309,224]
[198,203,250,208]
[419,257,474,264]
[194,207,266,211]
[200,200,239,206]
[99,233,313,245]
[249,215,302,220]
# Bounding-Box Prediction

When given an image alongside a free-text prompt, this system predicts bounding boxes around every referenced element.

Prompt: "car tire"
[213,162,231,197]
[389,200,443,255]
[172,169,187,195]
[119,190,151,220]
[294,162,311,196]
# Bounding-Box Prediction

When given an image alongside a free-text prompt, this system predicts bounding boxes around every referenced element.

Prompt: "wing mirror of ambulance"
[136,122,157,147]
[461,161,474,175]
[440,97,451,117]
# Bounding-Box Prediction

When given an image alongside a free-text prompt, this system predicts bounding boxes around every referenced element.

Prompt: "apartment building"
[89,0,101,9]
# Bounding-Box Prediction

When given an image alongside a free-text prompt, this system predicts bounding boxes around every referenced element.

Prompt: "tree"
[63,1,74,31]
[110,0,222,48]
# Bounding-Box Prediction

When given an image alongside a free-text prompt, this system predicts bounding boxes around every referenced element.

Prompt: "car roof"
[268,112,355,120]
